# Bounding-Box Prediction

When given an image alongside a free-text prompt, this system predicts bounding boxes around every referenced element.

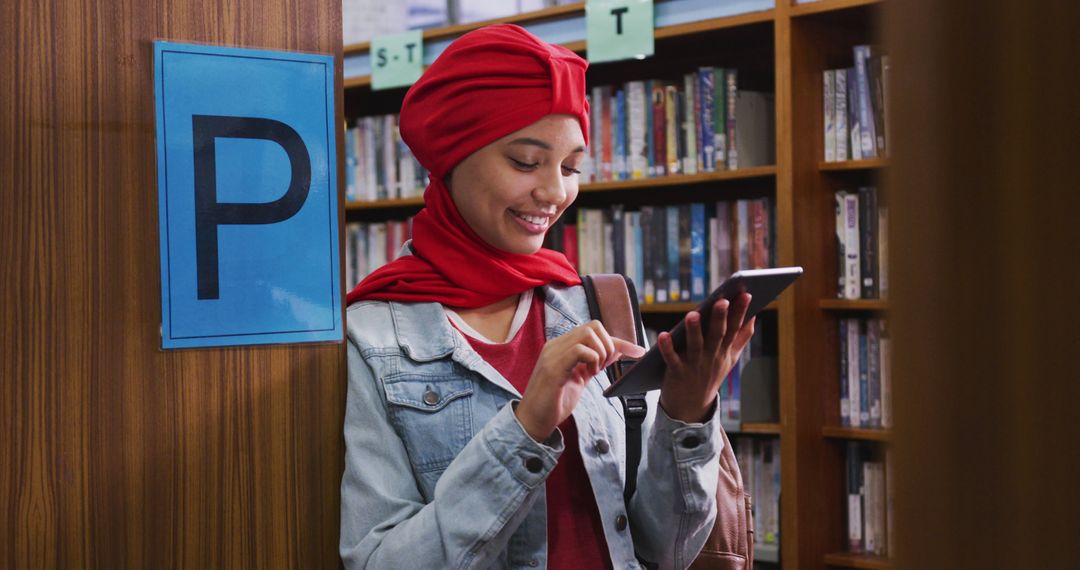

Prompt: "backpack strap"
[581,274,648,506]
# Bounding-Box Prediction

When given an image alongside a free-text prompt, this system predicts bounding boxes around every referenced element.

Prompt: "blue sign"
[154,41,341,349]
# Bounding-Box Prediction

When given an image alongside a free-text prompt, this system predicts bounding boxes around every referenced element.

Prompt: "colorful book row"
[547,199,774,305]
[835,186,888,300]
[823,46,890,162]
[846,442,894,557]
[734,436,782,546]
[839,317,892,430]
[343,218,414,289]
[344,114,428,202]
[582,69,776,184]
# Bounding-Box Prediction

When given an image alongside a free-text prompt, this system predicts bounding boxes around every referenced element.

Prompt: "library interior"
[3,0,1077,569]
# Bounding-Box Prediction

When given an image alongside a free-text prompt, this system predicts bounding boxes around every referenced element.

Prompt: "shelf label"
[371,30,423,90]
[586,0,655,64]
[153,41,342,349]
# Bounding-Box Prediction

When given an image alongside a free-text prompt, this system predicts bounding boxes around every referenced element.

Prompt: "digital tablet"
[603,267,803,398]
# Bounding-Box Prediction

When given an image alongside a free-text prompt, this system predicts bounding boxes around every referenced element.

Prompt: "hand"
[515,320,647,442]
[657,292,756,423]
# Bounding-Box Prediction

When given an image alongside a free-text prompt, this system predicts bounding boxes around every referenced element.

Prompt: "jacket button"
[524,457,543,473]
[615,514,628,532]
[594,439,610,454]
[422,389,440,406]
[681,435,701,449]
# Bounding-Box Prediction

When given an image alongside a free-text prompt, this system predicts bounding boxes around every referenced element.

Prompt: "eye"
[510,158,539,171]
[562,164,582,176]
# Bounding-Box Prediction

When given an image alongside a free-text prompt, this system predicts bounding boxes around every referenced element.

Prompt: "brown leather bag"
[583,274,755,570]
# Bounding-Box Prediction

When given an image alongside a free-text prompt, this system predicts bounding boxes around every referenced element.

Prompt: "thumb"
[613,336,647,359]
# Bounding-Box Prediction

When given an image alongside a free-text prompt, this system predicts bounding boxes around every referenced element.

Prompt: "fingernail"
[625,344,646,358]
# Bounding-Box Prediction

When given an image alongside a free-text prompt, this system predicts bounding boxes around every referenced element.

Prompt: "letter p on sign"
[154,42,342,349]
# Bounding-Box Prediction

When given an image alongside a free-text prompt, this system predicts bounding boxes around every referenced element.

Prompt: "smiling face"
[446,114,587,255]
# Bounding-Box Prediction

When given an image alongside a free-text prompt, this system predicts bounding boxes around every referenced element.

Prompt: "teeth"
[512,211,549,227]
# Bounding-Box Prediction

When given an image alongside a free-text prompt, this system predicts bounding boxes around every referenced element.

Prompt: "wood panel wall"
[1,0,345,567]
[886,0,1080,568]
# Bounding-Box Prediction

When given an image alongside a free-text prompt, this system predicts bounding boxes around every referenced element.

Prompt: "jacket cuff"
[481,401,564,489]
[656,399,723,464]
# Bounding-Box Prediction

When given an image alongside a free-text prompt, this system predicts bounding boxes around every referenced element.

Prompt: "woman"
[339,24,755,570]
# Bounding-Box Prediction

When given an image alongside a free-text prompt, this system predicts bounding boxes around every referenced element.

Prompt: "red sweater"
[452,293,613,570]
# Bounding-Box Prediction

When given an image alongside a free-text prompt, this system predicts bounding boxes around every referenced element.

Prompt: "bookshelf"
[341,1,888,568]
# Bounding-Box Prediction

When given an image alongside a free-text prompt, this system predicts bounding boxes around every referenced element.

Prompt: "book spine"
[736,199,751,271]
[603,209,614,273]
[615,89,627,180]
[858,319,870,426]
[622,209,634,280]
[634,213,645,303]
[868,317,881,428]
[835,69,849,161]
[652,83,666,177]
[840,318,850,427]
[666,205,680,301]
[384,115,399,199]
[684,73,698,174]
[644,81,655,179]
[653,206,668,303]
[864,461,877,554]
[878,204,889,299]
[879,320,892,429]
[612,205,626,276]
[576,209,588,274]
[602,86,613,181]
[844,192,862,299]
[678,204,691,302]
[847,67,862,160]
[641,206,655,303]
[726,69,738,170]
[848,317,862,428]
[690,203,706,301]
[708,216,719,294]
[716,201,733,282]
[714,67,727,171]
[859,186,878,298]
[591,86,603,183]
[869,53,888,157]
[666,84,680,175]
[699,68,716,172]
[824,69,836,162]
[628,81,647,180]
[751,199,767,268]
[882,55,892,159]
[836,192,846,298]
[854,45,878,158]
[847,442,863,552]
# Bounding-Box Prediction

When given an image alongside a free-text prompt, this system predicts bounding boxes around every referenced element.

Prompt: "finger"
[729,315,757,355]
[685,311,704,363]
[587,320,618,367]
[612,336,646,359]
[570,344,601,377]
[578,326,611,369]
[723,292,752,349]
[657,331,684,373]
[706,298,730,355]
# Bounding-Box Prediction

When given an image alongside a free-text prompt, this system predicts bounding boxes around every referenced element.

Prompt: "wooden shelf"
[344,166,776,212]
[824,552,893,569]
[818,158,890,171]
[580,166,776,193]
[740,422,782,435]
[640,300,779,314]
[819,299,889,311]
[823,426,892,442]
[790,0,882,18]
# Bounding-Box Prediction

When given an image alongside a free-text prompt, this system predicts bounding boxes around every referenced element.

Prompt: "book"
[725,69,738,169]
[824,69,837,162]
[843,192,862,299]
[666,205,680,301]
[735,90,776,168]
[853,45,878,158]
[867,317,882,428]
[835,191,848,298]
[839,318,851,426]
[859,186,878,298]
[835,68,849,161]
[690,203,707,301]
[847,317,862,428]
[698,68,716,172]
[847,67,862,161]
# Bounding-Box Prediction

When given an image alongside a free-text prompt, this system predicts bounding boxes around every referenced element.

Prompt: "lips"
[508,209,552,234]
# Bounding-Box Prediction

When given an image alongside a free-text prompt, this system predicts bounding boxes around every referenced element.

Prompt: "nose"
[532,163,569,207]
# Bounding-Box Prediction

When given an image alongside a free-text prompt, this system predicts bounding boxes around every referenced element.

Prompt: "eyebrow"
[508,137,586,154]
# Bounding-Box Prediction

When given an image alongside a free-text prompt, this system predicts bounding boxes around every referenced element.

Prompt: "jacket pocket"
[383,377,475,475]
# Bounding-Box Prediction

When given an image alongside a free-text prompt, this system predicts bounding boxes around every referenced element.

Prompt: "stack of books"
[823,45,890,162]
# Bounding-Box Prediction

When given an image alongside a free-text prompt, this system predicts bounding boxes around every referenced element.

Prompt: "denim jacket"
[340,252,723,570]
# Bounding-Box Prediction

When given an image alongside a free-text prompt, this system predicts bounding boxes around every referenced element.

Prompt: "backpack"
[582,274,756,570]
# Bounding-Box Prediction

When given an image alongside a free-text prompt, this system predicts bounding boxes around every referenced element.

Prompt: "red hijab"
[346,24,589,308]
